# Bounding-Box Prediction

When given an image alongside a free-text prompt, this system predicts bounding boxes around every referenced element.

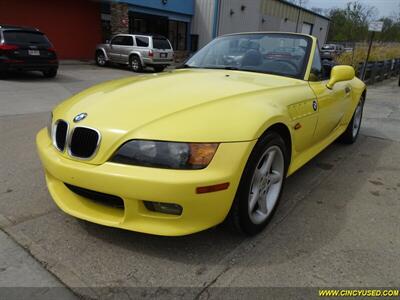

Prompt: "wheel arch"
[260,122,293,169]
[95,48,109,61]
[129,52,144,65]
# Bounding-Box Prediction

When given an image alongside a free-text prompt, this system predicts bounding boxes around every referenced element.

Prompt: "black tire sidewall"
[352,98,365,141]
[232,131,288,235]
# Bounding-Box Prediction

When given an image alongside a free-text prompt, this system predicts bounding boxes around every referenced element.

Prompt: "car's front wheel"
[228,131,288,235]
[339,96,364,144]
[96,51,107,67]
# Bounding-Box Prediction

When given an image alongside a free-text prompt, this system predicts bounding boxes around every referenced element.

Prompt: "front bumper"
[36,128,255,236]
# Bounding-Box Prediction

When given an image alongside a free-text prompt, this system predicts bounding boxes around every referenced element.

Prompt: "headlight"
[111,140,219,169]
[47,112,53,137]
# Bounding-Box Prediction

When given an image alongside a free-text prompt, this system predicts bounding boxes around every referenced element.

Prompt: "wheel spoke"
[252,169,263,186]
[258,192,268,213]
[249,189,260,212]
[259,150,275,176]
[270,171,282,184]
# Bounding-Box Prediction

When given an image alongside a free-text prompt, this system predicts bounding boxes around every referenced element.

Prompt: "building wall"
[0,0,102,59]
[191,0,217,48]
[313,17,329,45]
[217,0,263,35]
[120,0,195,16]
[192,0,329,49]
[261,0,329,44]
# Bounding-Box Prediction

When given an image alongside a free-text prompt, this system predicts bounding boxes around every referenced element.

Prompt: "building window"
[169,20,187,51]
[129,12,169,37]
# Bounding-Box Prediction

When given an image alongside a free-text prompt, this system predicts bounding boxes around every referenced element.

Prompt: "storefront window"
[169,20,187,51]
[128,12,188,51]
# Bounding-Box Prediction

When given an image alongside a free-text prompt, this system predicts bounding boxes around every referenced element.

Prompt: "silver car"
[95,34,174,72]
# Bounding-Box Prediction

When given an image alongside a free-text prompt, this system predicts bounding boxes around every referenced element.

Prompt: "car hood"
[53,69,304,163]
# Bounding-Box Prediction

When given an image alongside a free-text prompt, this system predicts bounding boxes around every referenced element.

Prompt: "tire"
[153,65,166,73]
[227,131,288,236]
[43,68,58,78]
[129,55,143,72]
[339,96,365,144]
[96,51,107,67]
[0,71,7,79]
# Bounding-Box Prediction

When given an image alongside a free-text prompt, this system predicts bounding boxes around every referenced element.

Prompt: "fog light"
[144,201,183,216]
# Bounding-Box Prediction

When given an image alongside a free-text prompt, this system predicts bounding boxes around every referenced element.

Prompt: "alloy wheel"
[352,100,363,138]
[248,145,284,224]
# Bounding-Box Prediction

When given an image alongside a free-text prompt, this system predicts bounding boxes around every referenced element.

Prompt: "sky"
[306,0,400,17]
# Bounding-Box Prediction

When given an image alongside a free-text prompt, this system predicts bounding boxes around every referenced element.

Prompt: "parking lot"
[1,64,399,299]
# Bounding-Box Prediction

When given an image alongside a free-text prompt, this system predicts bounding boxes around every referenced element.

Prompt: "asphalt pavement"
[0,65,399,299]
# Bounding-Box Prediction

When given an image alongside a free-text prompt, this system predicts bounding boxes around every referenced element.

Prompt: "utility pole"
[295,0,304,33]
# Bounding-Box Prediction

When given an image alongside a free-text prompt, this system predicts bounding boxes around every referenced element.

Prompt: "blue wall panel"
[121,0,194,16]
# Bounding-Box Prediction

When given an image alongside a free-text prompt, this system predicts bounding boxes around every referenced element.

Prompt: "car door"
[308,47,352,143]
[108,36,125,62]
[119,35,134,64]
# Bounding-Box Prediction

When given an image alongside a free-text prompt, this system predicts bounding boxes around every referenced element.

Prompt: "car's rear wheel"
[96,51,107,67]
[129,55,143,72]
[228,131,288,235]
[43,68,58,78]
[153,65,166,73]
[339,96,364,144]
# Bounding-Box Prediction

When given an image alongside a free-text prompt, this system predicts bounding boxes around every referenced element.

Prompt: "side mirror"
[327,65,355,89]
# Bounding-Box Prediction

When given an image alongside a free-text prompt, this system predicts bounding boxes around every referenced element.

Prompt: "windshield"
[186,33,311,78]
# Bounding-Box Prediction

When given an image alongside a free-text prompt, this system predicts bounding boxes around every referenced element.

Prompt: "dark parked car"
[0,25,58,78]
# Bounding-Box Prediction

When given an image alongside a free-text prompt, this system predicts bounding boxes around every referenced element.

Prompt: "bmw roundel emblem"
[73,112,88,123]
[312,100,318,112]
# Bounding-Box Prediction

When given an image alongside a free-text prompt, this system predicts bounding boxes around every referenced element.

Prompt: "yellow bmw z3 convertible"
[36,32,366,236]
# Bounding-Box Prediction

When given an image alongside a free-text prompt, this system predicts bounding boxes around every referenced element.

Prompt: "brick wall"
[111,3,129,35]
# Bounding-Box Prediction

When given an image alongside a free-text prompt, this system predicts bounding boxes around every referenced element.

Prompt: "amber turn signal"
[189,143,219,168]
[196,182,230,194]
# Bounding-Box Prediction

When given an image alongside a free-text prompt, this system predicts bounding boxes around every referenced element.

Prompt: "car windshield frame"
[185,33,313,80]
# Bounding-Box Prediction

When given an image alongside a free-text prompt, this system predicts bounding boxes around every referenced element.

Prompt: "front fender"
[343,77,367,124]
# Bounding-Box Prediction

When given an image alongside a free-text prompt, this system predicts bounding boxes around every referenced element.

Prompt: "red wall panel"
[0,0,102,59]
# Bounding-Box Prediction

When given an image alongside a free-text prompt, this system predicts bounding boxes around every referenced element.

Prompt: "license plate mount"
[28,50,40,56]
